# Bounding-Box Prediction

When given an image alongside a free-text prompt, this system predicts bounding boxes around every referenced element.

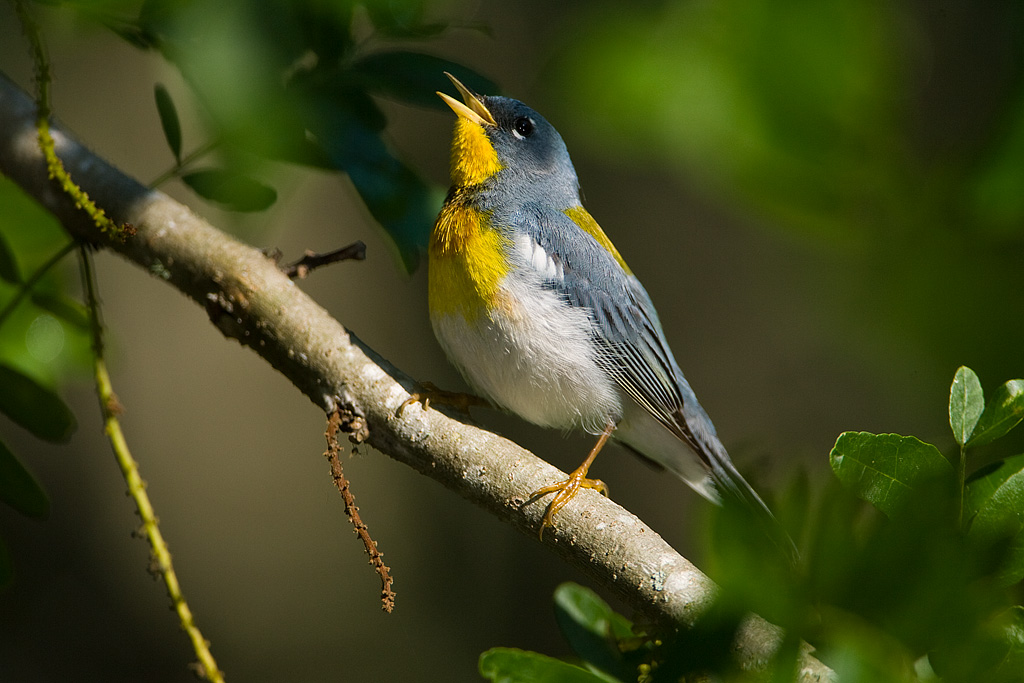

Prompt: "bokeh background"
[1,1,1023,681]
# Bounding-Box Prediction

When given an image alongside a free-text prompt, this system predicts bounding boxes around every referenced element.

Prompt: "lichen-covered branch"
[0,72,833,681]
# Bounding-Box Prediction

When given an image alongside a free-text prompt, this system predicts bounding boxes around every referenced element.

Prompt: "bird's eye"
[512,117,535,139]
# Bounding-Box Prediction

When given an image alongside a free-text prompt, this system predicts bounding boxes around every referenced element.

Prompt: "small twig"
[149,139,219,189]
[325,407,395,612]
[0,239,77,329]
[957,443,967,529]
[281,241,366,279]
[79,247,225,682]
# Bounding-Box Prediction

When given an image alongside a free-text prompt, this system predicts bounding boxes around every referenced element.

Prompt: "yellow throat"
[449,116,502,187]
[429,99,509,320]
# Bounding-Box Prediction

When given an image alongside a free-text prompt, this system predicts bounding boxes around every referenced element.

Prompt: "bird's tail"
[707,453,799,566]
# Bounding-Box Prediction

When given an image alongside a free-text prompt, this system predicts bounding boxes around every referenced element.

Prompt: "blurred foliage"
[554,0,1024,379]
[0,178,90,384]
[122,0,494,269]
[484,368,1024,682]
[0,0,496,588]
[30,0,496,268]
[0,177,86,585]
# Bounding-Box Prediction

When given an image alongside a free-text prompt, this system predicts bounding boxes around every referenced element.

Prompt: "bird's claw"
[397,382,486,417]
[534,468,609,540]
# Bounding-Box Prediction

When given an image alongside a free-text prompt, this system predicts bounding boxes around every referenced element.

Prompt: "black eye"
[513,116,534,138]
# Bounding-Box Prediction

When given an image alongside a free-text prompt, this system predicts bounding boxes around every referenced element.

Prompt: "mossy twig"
[15,0,133,241]
[80,247,225,682]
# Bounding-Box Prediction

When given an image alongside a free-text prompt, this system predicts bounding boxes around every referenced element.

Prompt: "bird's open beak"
[437,73,496,127]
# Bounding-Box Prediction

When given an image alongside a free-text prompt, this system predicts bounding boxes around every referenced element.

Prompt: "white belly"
[430,276,621,434]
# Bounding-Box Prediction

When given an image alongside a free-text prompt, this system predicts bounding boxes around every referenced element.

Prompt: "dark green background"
[1,1,1022,681]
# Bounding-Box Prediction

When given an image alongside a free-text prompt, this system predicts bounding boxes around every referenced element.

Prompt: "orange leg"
[533,423,615,539]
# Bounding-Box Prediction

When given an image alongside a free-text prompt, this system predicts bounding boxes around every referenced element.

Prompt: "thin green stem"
[149,139,219,188]
[957,444,967,528]
[0,239,77,330]
[79,247,225,683]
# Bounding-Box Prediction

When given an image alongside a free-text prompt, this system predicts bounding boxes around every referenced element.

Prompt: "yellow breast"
[428,196,512,320]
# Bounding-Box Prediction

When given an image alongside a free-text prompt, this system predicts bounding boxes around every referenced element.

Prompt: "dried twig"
[281,241,366,279]
[325,407,395,612]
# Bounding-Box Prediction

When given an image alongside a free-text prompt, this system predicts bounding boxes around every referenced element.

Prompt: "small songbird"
[428,73,788,551]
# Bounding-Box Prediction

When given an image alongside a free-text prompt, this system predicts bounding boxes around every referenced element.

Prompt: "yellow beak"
[437,72,496,127]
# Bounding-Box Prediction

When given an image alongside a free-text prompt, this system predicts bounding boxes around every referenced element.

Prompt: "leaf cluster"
[109,0,495,270]
[483,367,1024,682]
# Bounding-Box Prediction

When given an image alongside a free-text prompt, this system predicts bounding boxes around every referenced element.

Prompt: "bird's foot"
[533,466,609,539]
[397,381,486,417]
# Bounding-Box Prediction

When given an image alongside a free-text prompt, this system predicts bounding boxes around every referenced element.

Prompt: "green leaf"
[353,51,498,110]
[966,454,1024,522]
[0,230,21,283]
[0,364,76,442]
[930,606,1024,681]
[995,606,1024,675]
[968,380,1024,448]
[0,440,49,519]
[829,432,953,517]
[479,648,613,683]
[181,168,277,212]
[553,583,634,679]
[154,83,182,163]
[969,462,1024,586]
[950,366,985,447]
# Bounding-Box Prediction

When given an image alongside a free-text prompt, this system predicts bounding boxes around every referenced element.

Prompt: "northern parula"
[430,74,785,547]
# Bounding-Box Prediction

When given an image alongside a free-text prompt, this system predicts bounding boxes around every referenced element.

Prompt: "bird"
[426,73,790,554]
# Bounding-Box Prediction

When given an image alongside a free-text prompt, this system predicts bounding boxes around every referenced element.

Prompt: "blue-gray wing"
[515,206,717,460]
[515,206,783,524]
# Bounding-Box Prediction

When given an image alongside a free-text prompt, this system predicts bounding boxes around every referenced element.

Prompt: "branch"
[0,72,833,681]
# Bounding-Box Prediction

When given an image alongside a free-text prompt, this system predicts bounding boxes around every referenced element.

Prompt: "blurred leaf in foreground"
[0,440,49,519]
[478,648,611,683]
[0,364,76,443]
